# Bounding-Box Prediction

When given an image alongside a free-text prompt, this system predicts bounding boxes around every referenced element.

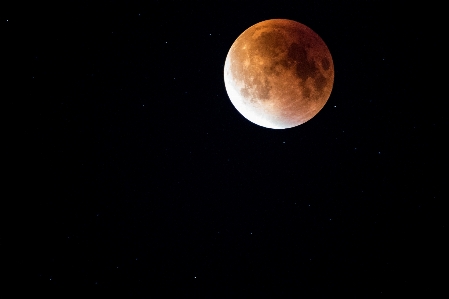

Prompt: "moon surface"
[224,19,334,129]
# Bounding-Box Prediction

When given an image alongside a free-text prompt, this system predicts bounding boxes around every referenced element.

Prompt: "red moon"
[224,19,334,129]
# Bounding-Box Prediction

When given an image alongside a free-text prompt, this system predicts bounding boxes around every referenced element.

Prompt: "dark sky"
[13,0,445,296]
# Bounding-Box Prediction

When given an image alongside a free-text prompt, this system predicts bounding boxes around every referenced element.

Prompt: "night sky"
[13,0,445,296]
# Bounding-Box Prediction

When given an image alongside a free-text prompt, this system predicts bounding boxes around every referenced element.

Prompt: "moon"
[224,19,334,129]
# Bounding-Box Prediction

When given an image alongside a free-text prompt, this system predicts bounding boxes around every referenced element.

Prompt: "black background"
[9,1,446,296]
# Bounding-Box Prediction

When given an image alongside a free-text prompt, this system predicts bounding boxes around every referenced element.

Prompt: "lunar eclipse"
[224,19,334,129]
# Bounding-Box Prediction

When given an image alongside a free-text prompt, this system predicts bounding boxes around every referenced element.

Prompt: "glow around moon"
[224,19,334,129]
